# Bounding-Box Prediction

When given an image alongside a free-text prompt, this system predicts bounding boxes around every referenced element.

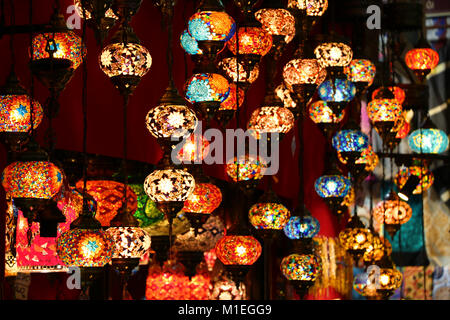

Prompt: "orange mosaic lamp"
[405,37,439,82]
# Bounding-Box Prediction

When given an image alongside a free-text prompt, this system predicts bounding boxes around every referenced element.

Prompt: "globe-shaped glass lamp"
[395,165,434,195]
[314,42,353,69]
[283,215,320,240]
[287,0,329,16]
[106,227,151,259]
[318,78,356,103]
[283,58,327,89]
[180,29,202,55]
[144,169,195,203]
[185,73,230,104]
[254,8,296,44]
[218,57,260,85]
[183,183,222,214]
[248,203,290,230]
[215,235,262,265]
[247,106,295,139]
[280,253,322,281]
[408,128,449,154]
[372,86,406,105]
[314,174,352,199]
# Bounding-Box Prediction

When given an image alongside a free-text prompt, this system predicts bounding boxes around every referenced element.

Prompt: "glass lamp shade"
[373,195,413,226]
[187,11,236,42]
[363,236,392,263]
[173,215,224,252]
[338,145,379,172]
[367,99,402,123]
[318,78,356,102]
[180,29,202,55]
[0,95,43,133]
[218,57,260,84]
[211,277,246,300]
[56,228,114,267]
[395,166,434,195]
[247,106,295,138]
[129,184,165,227]
[339,222,374,257]
[372,86,406,105]
[405,48,439,72]
[145,260,190,300]
[144,169,195,202]
[288,0,328,16]
[226,155,266,182]
[183,183,222,214]
[32,31,86,70]
[99,42,152,78]
[188,271,212,300]
[283,215,320,240]
[332,129,369,153]
[220,83,244,110]
[2,161,63,199]
[280,254,322,281]
[393,112,411,140]
[343,59,376,85]
[74,180,137,227]
[145,105,198,140]
[177,134,210,163]
[254,8,296,44]
[309,100,345,124]
[283,59,327,88]
[314,42,353,68]
[378,266,403,292]
[74,0,118,20]
[185,73,230,103]
[314,175,352,198]
[227,27,273,57]
[248,203,290,230]
[408,128,449,154]
[106,227,150,259]
[215,235,262,265]
[275,84,297,109]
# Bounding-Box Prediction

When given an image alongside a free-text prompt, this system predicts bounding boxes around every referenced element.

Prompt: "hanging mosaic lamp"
[318,78,356,114]
[74,0,118,45]
[337,145,379,180]
[218,57,260,90]
[176,134,210,165]
[99,24,152,97]
[314,42,353,79]
[180,28,203,56]
[343,59,376,95]
[30,8,86,117]
[362,234,392,265]
[332,122,369,169]
[187,0,236,60]
[225,154,266,192]
[408,118,449,154]
[145,259,190,300]
[395,163,434,200]
[314,170,352,216]
[372,86,406,105]
[0,71,44,150]
[184,72,230,120]
[287,0,328,36]
[372,191,413,238]
[309,100,345,138]
[247,105,295,140]
[144,168,195,220]
[405,36,439,82]
[283,206,320,241]
[338,214,374,262]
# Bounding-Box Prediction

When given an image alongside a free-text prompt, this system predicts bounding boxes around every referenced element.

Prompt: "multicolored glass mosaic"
[373,197,412,225]
[309,100,345,124]
[145,260,190,300]
[106,227,151,259]
[393,112,410,139]
[318,78,356,102]
[227,27,273,56]
[183,183,222,214]
[188,11,236,42]
[146,104,198,139]
[395,166,434,194]
[74,180,137,227]
[314,175,352,198]
[372,86,406,105]
[226,155,266,182]
[174,215,224,252]
[74,0,117,20]
[129,184,165,227]
[283,215,320,239]
[2,161,63,199]
[338,145,379,172]
[99,42,152,78]
[56,228,114,267]
[275,84,297,109]
[283,58,326,87]
[0,95,43,132]
[32,31,86,70]
[185,73,230,103]
[215,235,262,265]
[280,253,322,281]
[144,169,195,202]
[247,106,295,138]
[288,0,329,16]
[254,8,296,43]
[220,83,244,111]
[405,48,439,70]
[408,128,449,154]
[248,203,290,230]
[367,99,402,122]
[180,29,202,55]
[314,42,353,68]
[219,57,260,84]
[332,129,369,152]
[378,267,403,291]
[339,226,374,253]
[363,236,392,263]
[343,59,376,85]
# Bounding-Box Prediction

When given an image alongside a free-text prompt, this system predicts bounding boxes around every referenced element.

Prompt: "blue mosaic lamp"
[408,118,448,154]
[283,205,320,241]
[332,122,369,170]
[318,78,356,114]
[180,29,202,55]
